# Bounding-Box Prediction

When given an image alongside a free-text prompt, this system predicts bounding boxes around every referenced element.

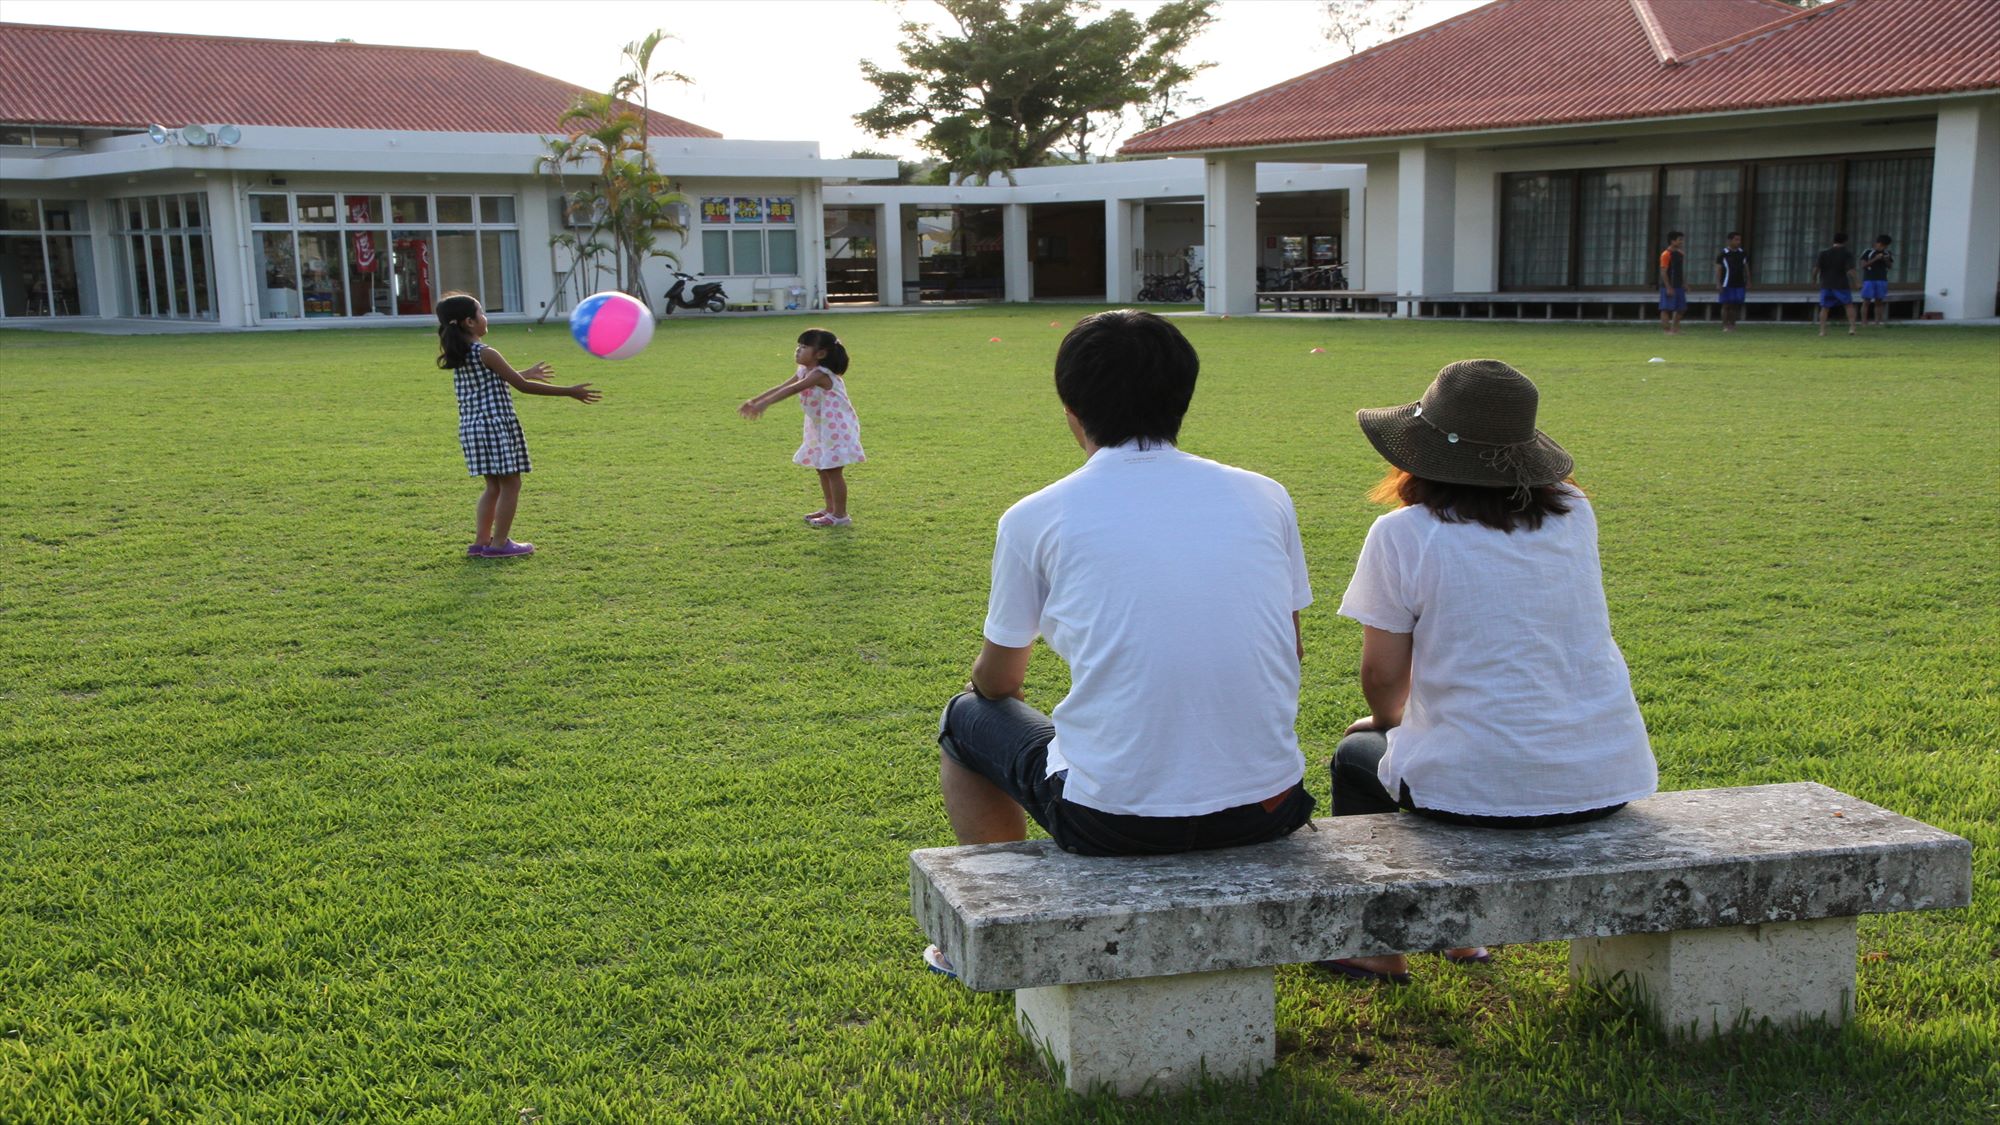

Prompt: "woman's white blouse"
[1338,494,1657,816]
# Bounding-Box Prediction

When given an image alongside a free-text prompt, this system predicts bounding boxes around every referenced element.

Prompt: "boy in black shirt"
[1812,233,1858,337]
[1715,232,1749,333]
[1860,235,1894,326]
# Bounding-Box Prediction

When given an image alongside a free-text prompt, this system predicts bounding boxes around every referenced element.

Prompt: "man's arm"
[970,640,1031,701]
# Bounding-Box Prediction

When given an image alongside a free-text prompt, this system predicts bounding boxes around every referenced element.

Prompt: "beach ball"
[569,292,654,360]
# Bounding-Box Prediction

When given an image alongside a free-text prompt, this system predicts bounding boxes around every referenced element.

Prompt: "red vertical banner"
[349,199,376,272]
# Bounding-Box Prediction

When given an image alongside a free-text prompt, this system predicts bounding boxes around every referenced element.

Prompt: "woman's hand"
[566,383,601,403]
[1344,714,1396,735]
[738,400,766,420]
[521,361,555,383]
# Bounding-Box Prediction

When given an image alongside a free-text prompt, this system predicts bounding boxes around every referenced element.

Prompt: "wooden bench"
[910,782,1969,1095]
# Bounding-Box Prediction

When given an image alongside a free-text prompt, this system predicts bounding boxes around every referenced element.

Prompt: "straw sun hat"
[1356,359,1573,491]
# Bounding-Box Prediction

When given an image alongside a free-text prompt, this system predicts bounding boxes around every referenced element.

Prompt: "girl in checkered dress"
[738,328,866,527]
[438,293,601,558]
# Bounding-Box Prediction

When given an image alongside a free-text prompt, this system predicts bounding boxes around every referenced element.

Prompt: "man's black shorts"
[937,690,1314,857]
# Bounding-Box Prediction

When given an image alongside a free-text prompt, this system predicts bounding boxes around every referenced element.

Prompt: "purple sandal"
[485,539,535,558]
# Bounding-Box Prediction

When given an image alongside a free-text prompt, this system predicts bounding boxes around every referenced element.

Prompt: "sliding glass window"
[114,193,213,319]
[1,197,97,318]
[1500,173,1573,289]
[247,191,519,320]
[1499,151,1933,291]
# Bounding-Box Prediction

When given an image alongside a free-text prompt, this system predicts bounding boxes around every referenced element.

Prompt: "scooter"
[661,270,728,314]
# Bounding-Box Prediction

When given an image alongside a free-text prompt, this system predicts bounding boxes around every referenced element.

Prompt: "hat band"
[1410,405,1544,503]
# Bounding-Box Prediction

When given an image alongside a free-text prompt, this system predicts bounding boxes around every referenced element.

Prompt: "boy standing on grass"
[1812,233,1859,337]
[1658,231,1687,335]
[1716,232,1749,332]
[921,312,1315,978]
[1861,235,1895,326]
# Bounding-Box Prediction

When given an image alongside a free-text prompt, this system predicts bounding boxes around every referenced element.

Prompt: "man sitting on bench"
[928,309,1317,976]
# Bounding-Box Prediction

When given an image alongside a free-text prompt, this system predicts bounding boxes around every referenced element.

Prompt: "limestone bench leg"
[1014,967,1274,1096]
[1569,916,1857,1037]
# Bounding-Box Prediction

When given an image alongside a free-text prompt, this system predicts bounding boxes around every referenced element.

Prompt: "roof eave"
[1119,88,2000,160]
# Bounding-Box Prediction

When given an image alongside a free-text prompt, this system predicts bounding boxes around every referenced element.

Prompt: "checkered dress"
[453,342,531,476]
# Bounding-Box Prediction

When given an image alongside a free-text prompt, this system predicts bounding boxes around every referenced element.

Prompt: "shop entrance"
[1029,203,1105,299]
[1256,190,1347,291]
[916,206,1004,301]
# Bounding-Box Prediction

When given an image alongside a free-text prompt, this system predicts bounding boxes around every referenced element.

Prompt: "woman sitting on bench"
[1323,359,1658,984]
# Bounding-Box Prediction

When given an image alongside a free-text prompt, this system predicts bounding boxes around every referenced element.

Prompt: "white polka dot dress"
[793,368,866,470]
[454,342,531,476]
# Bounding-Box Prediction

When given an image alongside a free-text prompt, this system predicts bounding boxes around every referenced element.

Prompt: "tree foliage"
[856,0,1216,181]
[1320,0,1416,58]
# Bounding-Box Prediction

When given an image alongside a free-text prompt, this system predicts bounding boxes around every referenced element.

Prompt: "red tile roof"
[0,22,719,137]
[1123,0,2000,156]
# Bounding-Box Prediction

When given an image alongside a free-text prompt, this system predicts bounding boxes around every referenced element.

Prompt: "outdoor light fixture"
[145,124,244,147]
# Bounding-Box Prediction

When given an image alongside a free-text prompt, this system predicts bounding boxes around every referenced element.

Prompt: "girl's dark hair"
[1369,466,1580,533]
[797,328,849,375]
[436,292,480,370]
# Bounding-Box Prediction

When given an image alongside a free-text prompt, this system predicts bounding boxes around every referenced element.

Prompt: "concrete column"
[202,178,250,327]
[1570,917,1856,1038]
[1015,967,1274,1096]
[1342,187,1362,290]
[86,197,126,319]
[798,178,825,309]
[876,203,903,306]
[1362,156,1398,295]
[1103,198,1136,303]
[1202,157,1257,314]
[516,177,556,319]
[1003,203,1032,302]
[1395,144,1457,316]
[1925,96,2000,320]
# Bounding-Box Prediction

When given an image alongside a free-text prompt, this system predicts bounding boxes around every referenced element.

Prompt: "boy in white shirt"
[933,310,1316,891]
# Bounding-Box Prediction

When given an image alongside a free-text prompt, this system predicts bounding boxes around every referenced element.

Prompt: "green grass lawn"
[3,308,1996,1123]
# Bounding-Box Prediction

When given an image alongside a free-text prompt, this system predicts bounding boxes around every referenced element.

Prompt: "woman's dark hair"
[1053,309,1197,449]
[1369,466,1581,533]
[436,292,480,370]
[797,328,849,375]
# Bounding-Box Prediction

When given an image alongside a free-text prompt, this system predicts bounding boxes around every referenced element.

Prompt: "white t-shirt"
[984,443,1313,816]
[1337,494,1657,816]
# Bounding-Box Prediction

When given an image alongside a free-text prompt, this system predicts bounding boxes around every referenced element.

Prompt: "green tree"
[857,0,1217,180]
[1320,0,1415,58]
[535,30,692,308]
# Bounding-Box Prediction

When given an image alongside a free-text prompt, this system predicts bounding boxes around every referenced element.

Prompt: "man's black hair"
[1833,232,1848,244]
[1053,309,1198,449]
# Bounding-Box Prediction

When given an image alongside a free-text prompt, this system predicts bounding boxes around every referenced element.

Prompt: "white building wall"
[1926,96,2000,320]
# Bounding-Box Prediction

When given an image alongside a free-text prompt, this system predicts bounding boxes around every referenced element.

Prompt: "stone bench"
[909,782,1970,1096]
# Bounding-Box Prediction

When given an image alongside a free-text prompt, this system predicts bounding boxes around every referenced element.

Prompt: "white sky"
[5,0,1482,157]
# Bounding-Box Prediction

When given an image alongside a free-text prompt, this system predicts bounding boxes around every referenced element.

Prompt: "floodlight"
[147,124,170,145]
[215,125,241,146]
[181,123,209,146]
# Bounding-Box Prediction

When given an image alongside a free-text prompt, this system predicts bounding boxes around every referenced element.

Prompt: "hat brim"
[1357,403,1573,488]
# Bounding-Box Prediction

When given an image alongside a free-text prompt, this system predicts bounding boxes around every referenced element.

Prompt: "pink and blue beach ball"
[568,291,655,360]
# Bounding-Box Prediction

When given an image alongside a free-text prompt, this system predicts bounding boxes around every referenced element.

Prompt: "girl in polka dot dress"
[738,328,866,527]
